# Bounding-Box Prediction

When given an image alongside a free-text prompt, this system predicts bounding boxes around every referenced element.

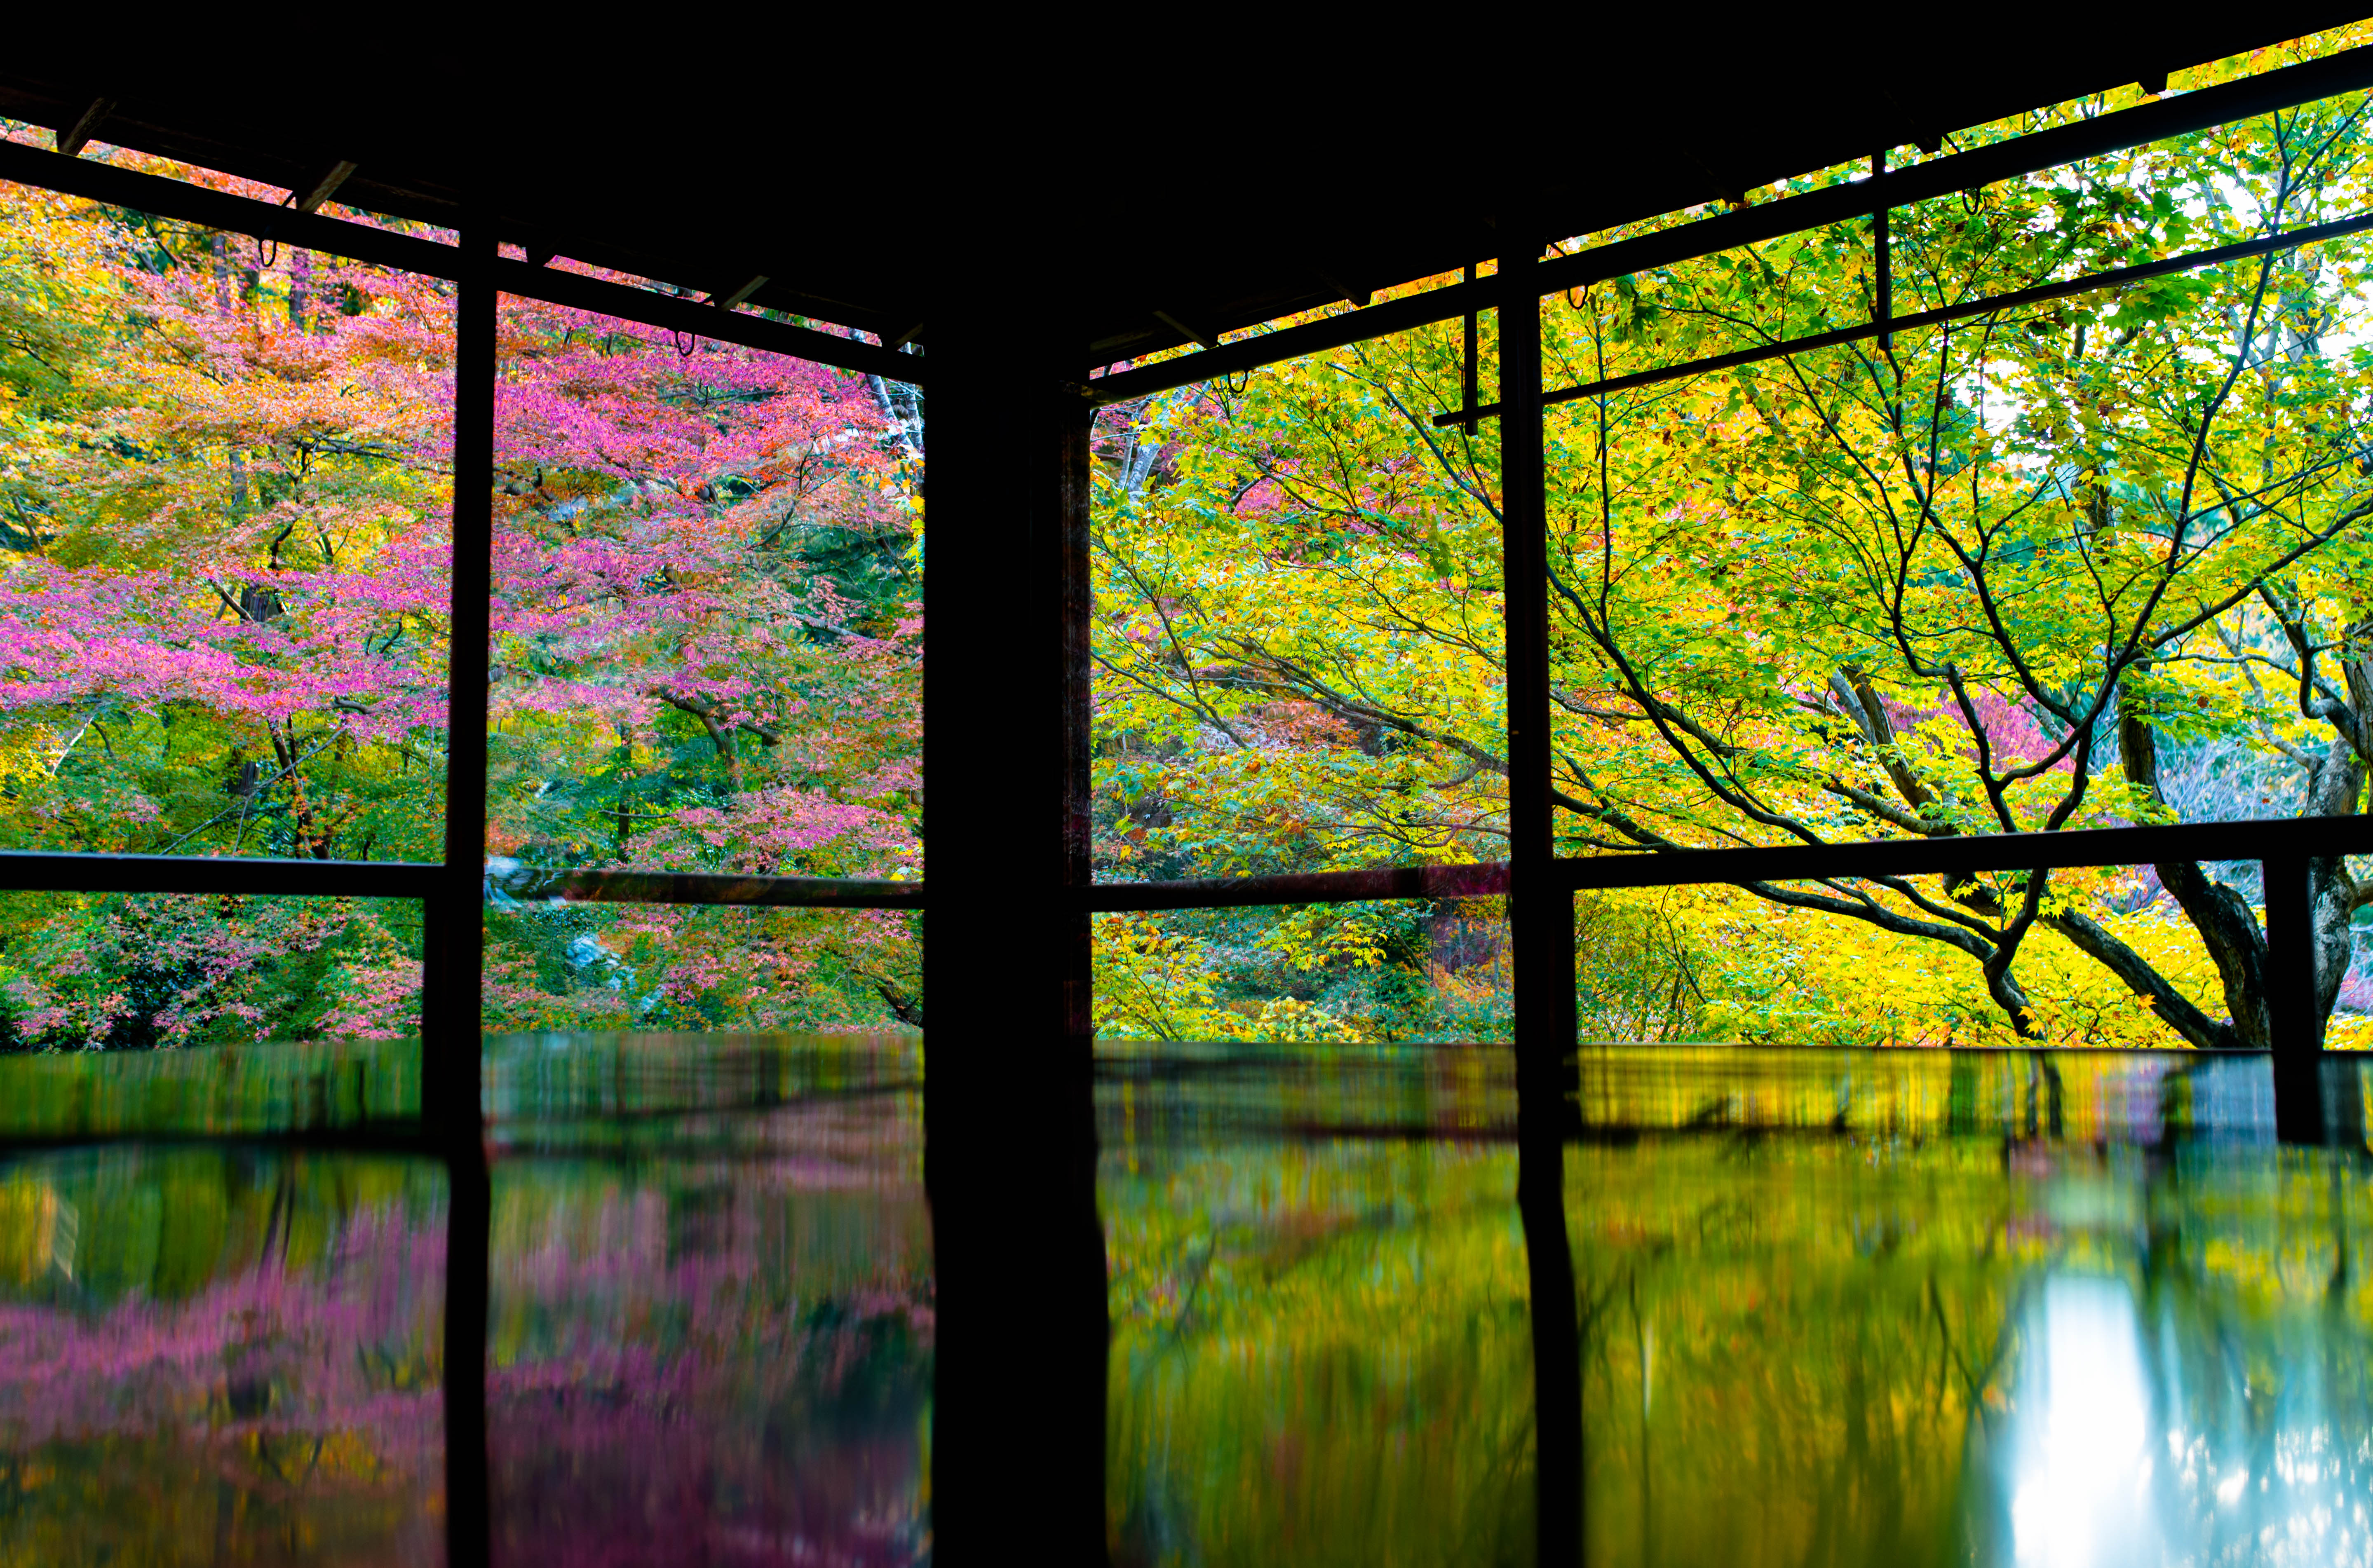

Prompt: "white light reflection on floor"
[2007,1276,2158,1568]
[1993,1270,2373,1568]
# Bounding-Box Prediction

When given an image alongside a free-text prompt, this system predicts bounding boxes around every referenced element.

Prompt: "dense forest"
[2,28,2372,1049]
[1088,31,2373,1048]
[0,143,922,1045]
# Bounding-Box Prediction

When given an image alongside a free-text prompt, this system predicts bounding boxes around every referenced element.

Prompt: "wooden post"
[423,227,495,1568]
[922,295,1110,1563]
[2265,854,2328,1144]
[1499,245,1584,1568]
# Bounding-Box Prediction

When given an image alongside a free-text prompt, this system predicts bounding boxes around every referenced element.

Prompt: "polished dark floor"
[0,1037,2366,1566]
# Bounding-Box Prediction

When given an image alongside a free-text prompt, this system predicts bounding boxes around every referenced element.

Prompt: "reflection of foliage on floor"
[1103,1139,1534,1568]
[0,1035,420,1140]
[488,1154,934,1568]
[0,1119,938,1568]
[1572,1135,2373,1568]
[1570,1045,2334,1144]
[0,1148,446,1565]
[1572,1136,2023,1567]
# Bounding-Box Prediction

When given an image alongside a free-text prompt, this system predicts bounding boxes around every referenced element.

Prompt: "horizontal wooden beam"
[0,851,939,909]
[493,865,925,909]
[0,823,2346,911]
[0,850,438,899]
[0,133,458,272]
[55,96,115,158]
[0,138,918,384]
[709,273,770,309]
[1558,816,2373,891]
[1439,204,2373,423]
[491,259,922,383]
[1083,43,2373,404]
[295,157,358,214]
[1082,816,2373,910]
[1085,862,1509,911]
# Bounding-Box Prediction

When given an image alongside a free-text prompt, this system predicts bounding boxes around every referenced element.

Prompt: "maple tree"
[10,42,2373,1054]
[0,135,922,1046]
[1089,33,2373,1047]
[479,280,922,1033]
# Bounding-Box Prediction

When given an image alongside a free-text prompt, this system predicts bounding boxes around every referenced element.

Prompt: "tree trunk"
[212,232,249,518]
[2120,664,2276,1045]
[2303,718,2367,1039]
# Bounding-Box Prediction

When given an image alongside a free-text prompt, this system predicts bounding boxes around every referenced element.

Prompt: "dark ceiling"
[7,12,2371,369]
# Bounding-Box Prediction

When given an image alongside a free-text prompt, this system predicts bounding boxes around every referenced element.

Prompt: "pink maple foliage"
[0,155,925,1043]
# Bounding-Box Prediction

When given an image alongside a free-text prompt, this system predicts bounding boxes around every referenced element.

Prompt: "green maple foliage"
[1091,34,2373,1047]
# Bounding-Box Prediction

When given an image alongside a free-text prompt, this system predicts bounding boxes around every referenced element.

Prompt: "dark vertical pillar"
[1871,151,1892,356]
[2265,853,2328,1144]
[1061,390,1097,1049]
[425,232,495,1568]
[1462,262,1481,434]
[1500,248,1583,1568]
[923,286,1109,1562]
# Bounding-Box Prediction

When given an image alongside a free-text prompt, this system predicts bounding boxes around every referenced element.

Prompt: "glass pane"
[0,179,454,863]
[489,295,920,884]
[1091,314,1506,887]
[0,1146,446,1559]
[486,1033,929,1564]
[1100,1043,1530,1565]
[1094,897,1509,1043]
